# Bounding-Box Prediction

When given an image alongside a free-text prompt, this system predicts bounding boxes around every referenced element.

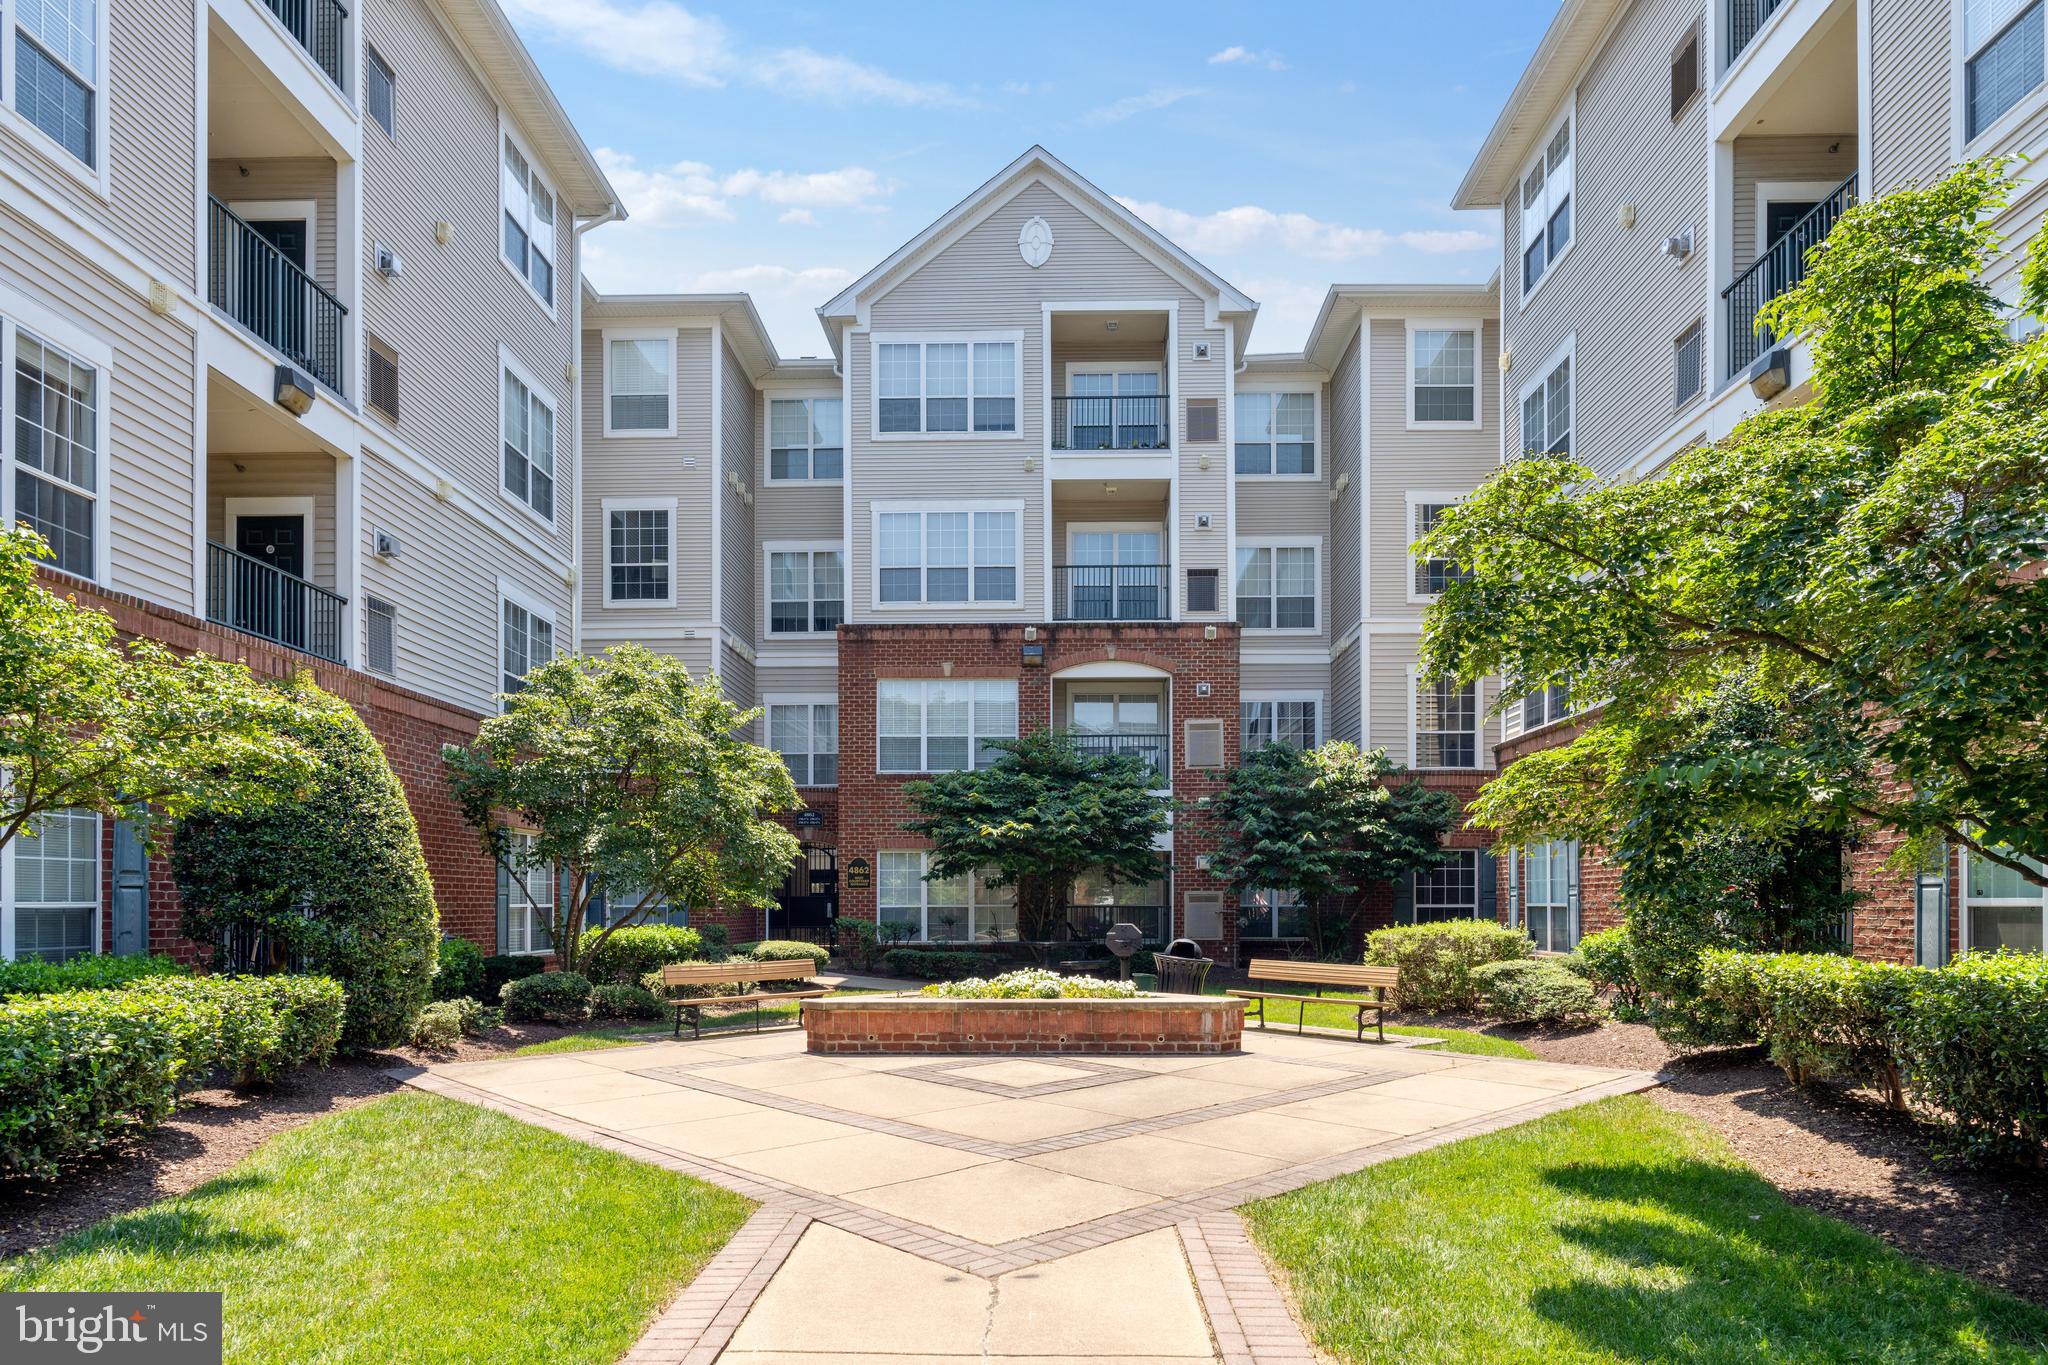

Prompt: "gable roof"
[582,289,782,381]
[816,146,1258,357]
[1452,0,1627,210]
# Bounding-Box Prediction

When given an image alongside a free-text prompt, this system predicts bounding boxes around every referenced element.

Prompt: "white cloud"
[596,150,891,224]
[1081,86,1203,126]
[1208,45,1285,70]
[1234,276,1328,353]
[689,264,856,295]
[719,166,886,209]
[1116,197,1495,263]
[1398,228,1495,254]
[778,208,816,226]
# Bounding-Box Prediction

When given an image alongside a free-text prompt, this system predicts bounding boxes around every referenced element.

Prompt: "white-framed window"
[604,333,673,436]
[1408,495,1470,601]
[1965,0,2045,141]
[1414,675,1480,769]
[766,544,845,635]
[874,502,1019,606]
[1520,683,1572,733]
[872,334,1020,437]
[1963,847,2045,953]
[6,0,103,177]
[878,852,1017,942]
[767,698,838,788]
[1240,694,1321,752]
[500,356,555,521]
[1519,840,1579,952]
[500,125,556,308]
[500,831,555,954]
[1059,363,1167,451]
[1234,540,1319,631]
[603,497,674,606]
[1519,343,1573,458]
[1407,322,1481,428]
[8,320,104,581]
[1233,389,1317,475]
[365,45,396,138]
[1237,886,1306,939]
[768,396,844,481]
[9,808,99,962]
[1412,850,1480,923]
[877,679,1018,773]
[1519,110,1573,297]
[498,580,556,701]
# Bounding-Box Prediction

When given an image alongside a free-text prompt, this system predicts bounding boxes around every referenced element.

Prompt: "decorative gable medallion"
[1018,215,1054,269]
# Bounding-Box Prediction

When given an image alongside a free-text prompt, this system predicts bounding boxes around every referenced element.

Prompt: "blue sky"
[501,0,1553,357]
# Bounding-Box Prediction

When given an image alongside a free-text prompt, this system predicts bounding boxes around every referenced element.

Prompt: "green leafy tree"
[1418,158,2048,890]
[0,527,315,852]
[174,674,439,1050]
[902,729,1171,945]
[1207,742,1457,958]
[445,644,800,978]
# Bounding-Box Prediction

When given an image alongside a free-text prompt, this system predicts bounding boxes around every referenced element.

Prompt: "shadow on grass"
[6,1174,286,1278]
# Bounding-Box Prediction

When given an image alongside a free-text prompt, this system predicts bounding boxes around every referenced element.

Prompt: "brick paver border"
[1181,1213,1316,1364]
[618,1206,810,1365]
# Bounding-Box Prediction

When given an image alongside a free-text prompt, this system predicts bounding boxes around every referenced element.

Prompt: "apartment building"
[0,0,621,962]
[1457,0,2048,964]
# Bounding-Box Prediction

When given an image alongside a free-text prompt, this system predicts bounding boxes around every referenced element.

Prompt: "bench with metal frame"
[660,960,829,1039]
[1226,960,1399,1043]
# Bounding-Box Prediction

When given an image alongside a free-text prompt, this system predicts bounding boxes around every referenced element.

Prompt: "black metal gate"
[770,846,838,944]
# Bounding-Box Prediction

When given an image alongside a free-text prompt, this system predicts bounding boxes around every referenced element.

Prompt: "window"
[769,397,843,480]
[877,679,1018,773]
[1670,27,1699,118]
[501,364,554,520]
[1415,677,1479,768]
[1519,115,1573,295]
[12,329,99,577]
[876,506,1017,605]
[11,0,97,168]
[605,336,673,435]
[1520,350,1572,457]
[366,46,395,137]
[500,832,554,955]
[1521,840,1579,952]
[501,131,555,305]
[768,701,838,787]
[10,808,98,961]
[1967,0,2044,140]
[1241,696,1319,752]
[874,337,1017,434]
[500,591,554,699]
[605,501,672,605]
[1408,326,1479,426]
[878,852,1016,942]
[1235,543,1317,630]
[365,596,396,675]
[1238,886,1306,939]
[1410,499,1469,599]
[767,546,843,634]
[1521,683,1572,732]
[1674,318,1704,408]
[1964,847,2045,953]
[1234,391,1316,474]
[1412,850,1479,923]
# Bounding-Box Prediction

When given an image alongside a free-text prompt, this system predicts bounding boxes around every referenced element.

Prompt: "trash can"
[1154,937,1212,994]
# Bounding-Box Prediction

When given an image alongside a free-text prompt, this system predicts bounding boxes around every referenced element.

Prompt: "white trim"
[1356,315,1371,741]
[1954,0,2048,155]
[2,807,102,963]
[1233,536,1322,635]
[868,330,1024,441]
[599,495,677,608]
[1405,491,1468,605]
[1408,665,1484,771]
[0,300,114,587]
[224,496,317,582]
[226,199,320,279]
[1957,843,2048,952]
[762,539,846,638]
[497,344,559,529]
[1240,689,1326,750]
[496,575,559,707]
[869,499,1024,611]
[600,328,677,438]
[1516,95,1577,308]
[0,0,111,198]
[762,390,845,485]
[1062,520,1165,559]
[1050,660,1173,681]
[1516,334,1576,460]
[1230,381,1321,480]
[1403,318,1484,431]
[496,110,559,318]
[709,319,724,635]
[875,677,1021,774]
[1753,181,1844,260]
[763,694,839,789]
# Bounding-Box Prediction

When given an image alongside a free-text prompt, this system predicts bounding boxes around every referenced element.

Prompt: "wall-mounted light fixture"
[273,364,314,416]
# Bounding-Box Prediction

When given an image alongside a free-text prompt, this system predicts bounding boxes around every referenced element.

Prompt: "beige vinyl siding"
[1329,640,1361,745]
[1240,660,1331,694]
[1050,492,1170,564]
[207,453,338,589]
[758,664,839,695]
[1500,0,1711,477]
[1236,373,1334,643]
[719,338,755,634]
[1869,0,1953,194]
[1369,633,1501,769]
[716,643,756,712]
[358,0,576,552]
[1327,331,1363,632]
[1731,137,1859,266]
[208,160,339,291]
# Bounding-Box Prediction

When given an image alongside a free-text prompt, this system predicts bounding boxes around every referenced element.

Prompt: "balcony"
[1063,903,1167,944]
[1051,394,1171,451]
[1725,0,1790,66]
[260,0,348,90]
[1069,731,1169,776]
[207,197,347,395]
[206,540,346,663]
[1723,173,1855,376]
[1053,564,1170,622]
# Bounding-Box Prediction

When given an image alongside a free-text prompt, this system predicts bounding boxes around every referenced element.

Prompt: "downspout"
[569,205,623,654]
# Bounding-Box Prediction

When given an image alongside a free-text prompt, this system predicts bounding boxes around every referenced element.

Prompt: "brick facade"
[801,995,1246,1055]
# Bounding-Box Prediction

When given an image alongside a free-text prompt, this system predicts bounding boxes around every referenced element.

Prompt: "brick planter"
[801,994,1245,1055]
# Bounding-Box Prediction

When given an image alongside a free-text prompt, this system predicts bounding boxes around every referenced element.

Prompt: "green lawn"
[514,987,885,1056]
[1243,1094,2048,1364]
[2,1092,754,1365]
[1202,984,1535,1058]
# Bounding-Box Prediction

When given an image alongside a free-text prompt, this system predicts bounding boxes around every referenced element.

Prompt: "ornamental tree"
[1418,158,2048,888]
[902,729,1172,944]
[0,527,315,853]
[1207,742,1457,959]
[445,643,800,978]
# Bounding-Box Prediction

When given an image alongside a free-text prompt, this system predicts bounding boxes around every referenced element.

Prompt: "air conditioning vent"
[374,529,402,558]
[367,335,399,421]
[1670,28,1700,118]
[1186,568,1219,613]
[1185,718,1225,770]
[1184,891,1225,939]
[365,597,396,676]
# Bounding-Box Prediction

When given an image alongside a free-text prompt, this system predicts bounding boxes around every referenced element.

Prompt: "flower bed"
[920,969,1137,1000]
[803,989,1242,1055]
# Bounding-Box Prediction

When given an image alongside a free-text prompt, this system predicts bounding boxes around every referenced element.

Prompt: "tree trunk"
[1016,874,1073,944]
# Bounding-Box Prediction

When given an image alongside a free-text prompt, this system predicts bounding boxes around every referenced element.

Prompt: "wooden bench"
[1226,961,1400,1043]
[660,961,830,1039]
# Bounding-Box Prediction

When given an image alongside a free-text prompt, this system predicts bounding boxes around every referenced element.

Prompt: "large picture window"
[768,547,844,634]
[1967,0,2044,140]
[875,338,1017,435]
[768,701,838,787]
[1233,391,1316,475]
[769,397,844,480]
[1520,115,1573,294]
[501,365,555,520]
[878,852,1016,942]
[12,329,100,577]
[1238,886,1306,940]
[501,132,556,305]
[12,0,98,168]
[876,507,1017,605]
[9,808,98,961]
[1235,543,1317,630]
[1964,847,2046,953]
[877,679,1018,773]
[1412,850,1479,924]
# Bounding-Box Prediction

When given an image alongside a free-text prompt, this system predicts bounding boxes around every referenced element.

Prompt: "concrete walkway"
[402,1027,1657,1363]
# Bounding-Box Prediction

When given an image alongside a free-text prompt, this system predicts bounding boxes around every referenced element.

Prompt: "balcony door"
[1068,690,1165,778]
[231,201,315,370]
[229,501,311,652]
[1068,524,1162,621]
[1066,365,1162,450]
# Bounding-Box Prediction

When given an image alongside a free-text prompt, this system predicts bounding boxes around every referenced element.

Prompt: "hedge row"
[880,948,1002,982]
[1364,921,1533,1012]
[0,954,186,998]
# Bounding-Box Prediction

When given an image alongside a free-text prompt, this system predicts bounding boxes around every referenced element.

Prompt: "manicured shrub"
[882,948,997,982]
[432,937,485,1002]
[1472,959,1601,1027]
[1364,921,1533,1012]
[124,974,346,1085]
[501,971,592,1024]
[696,924,731,961]
[1575,926,1645,1019]
[1889,951,2048,1162]
[580,924,703,985]
[409,997,493,1050]
[877,920,918,946]
[589,982,666,1021]
[482,954,547,1000]
[172,675,439,1051]
[736,940,830,968]
[921,969,1137,1000]
[833,918,881,971]
[1697,950,1910,1101]
[0,953,186,998]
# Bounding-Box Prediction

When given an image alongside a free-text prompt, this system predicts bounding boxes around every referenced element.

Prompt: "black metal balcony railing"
[1725,0,1789,66]
[1068,732,1168,777]
[206,541,347,664]
[207,197,348,396]
[1065,904,1167,944]
[1051,394,1170,450]
[1053,564,1170,621]
[262,0,349,90]
[1722,173,1856,377]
